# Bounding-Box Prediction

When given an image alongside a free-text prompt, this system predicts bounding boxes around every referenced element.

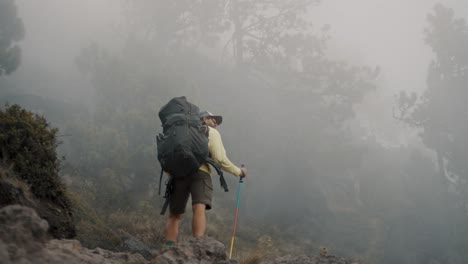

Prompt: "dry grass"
[238,235,280,264]
[70,189,168,250]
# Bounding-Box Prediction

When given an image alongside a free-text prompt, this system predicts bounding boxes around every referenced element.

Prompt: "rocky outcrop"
[0,170,76,239]
[260,255,362,264]
[0,205,145,264]
[0,204,363,264]
[0,205,237,264]
[152,237,238,264]
[121,236,154,260]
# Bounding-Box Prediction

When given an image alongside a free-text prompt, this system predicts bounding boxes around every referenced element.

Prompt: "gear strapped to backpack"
[156,96,228,215]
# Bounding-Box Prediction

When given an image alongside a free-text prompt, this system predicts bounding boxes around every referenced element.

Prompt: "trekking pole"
[229,164,245,259]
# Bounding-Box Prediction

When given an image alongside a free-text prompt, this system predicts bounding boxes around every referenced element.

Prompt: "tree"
[396,11,468,261]
[398,4,468,190]
[226,0,322,66]
[0,0,25,76]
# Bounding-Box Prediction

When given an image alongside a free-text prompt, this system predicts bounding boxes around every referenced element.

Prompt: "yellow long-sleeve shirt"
[199,127,242,177]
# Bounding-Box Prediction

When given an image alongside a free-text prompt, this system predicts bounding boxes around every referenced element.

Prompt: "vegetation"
[0,0,24,76]
[0,104,75,238]
[396,4,468,262]
[399,4,468,195]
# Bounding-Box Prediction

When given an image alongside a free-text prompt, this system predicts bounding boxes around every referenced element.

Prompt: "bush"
[0,104,75,238]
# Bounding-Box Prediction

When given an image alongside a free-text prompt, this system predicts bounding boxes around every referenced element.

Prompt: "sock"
[165,240,175,246]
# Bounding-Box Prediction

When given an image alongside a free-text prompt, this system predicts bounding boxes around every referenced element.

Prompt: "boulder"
[0,205,145,264]
[260,254,362,264]
[151,237,238,264]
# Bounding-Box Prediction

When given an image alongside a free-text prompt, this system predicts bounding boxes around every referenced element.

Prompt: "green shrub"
[0,104,75,238]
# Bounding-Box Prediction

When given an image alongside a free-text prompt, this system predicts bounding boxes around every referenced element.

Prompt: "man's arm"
[208,128,243,177]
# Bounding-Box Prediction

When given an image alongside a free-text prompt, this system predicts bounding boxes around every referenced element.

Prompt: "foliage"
[397,4,468,202]
[0,104,75,238]
[240,235,279,264]
[395,5,468,263]
[0,164,36,207]
[68,190,121,249]
[0,0,24,76]
[69,185,167,250]
[61,105,160,211]
[0,104,66,202]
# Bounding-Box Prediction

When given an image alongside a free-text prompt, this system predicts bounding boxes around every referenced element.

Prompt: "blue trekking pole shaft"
[229,164,245,259]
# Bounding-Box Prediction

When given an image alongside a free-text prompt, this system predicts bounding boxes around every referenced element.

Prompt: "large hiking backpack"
[156,97,228,214]
[157,96,209,178]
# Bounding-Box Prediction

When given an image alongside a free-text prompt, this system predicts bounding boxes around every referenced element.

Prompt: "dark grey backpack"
[157,96,208,178]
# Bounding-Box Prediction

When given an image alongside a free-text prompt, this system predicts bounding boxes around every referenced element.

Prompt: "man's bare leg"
[165,213,182,242]
[192,203,206,237]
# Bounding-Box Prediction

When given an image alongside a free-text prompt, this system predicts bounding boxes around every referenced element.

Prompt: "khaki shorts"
[169,170,213,214]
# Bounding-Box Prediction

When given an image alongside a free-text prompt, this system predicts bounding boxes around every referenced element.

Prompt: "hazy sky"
[310,0,468,146]
[312,0,468,92]
[12,0,120,101]
[10,0,468,145]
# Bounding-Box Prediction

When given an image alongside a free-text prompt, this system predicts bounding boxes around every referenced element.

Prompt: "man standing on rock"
[164,111,247,246]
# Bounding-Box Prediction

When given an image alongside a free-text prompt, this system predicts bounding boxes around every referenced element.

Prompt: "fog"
[311,0,468,145]
[5,0,120,101]
[9,0,468,143]
[2,0,468,263]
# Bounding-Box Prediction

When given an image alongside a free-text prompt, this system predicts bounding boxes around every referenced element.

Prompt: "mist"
[2,0,468,263]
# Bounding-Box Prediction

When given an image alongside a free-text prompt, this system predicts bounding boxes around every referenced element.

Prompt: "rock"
[44,239,146,264]
[0,204,50,260]
[121,236,154,260]
[260,255,362,264]
[0,169,76,239]
[0,240,12,264]
[0,204,363,264]
[151,236,238,264]
[0,205,145,264]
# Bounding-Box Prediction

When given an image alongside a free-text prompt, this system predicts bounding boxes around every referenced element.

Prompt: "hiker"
[164,110,247,246]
